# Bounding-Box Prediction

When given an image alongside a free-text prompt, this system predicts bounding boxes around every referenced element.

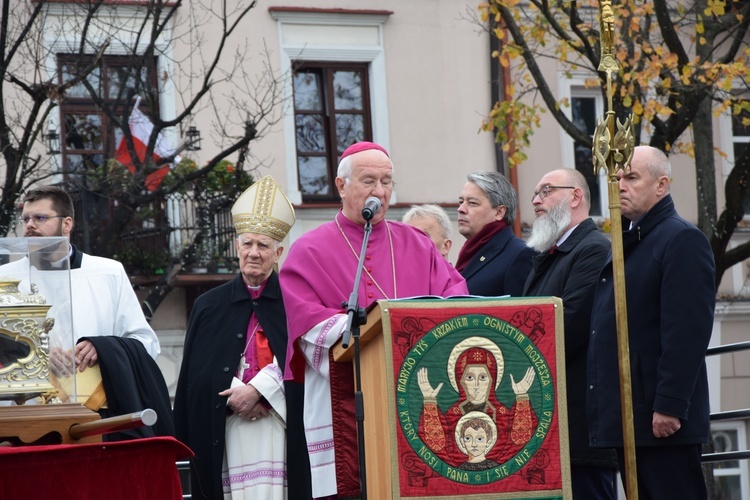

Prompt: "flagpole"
[592,1,638,497]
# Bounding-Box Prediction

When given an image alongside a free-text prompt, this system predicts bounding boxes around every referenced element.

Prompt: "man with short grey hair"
[588,146,715,499]
[456,171,534,296]
[403,204,453,258]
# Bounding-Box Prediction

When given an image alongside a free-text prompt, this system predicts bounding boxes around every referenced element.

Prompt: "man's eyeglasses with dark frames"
[531,185,576,203]
[18,215,68,226]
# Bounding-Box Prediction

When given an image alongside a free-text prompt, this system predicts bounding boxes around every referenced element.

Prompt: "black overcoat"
[523,218,616,467]
[173,272,309,499]
[587,196,716,448]
[460,227,535,297]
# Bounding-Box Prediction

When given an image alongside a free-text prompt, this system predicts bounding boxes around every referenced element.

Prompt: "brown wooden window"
[292,62,372,201]
[56,54,160,254]
[57,55,158,182]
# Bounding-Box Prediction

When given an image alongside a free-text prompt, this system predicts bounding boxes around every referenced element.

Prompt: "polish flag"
[114,97,181,191]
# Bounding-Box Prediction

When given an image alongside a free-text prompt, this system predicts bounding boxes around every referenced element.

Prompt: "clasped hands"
[219,383,268,422]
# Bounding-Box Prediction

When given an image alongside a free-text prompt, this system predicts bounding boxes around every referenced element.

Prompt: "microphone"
[361,197,382,221]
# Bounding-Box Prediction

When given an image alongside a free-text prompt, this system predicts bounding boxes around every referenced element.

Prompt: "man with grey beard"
[522,168,617,498]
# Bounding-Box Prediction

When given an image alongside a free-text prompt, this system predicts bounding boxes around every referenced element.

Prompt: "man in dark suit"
[587,146,715,499]
[522,168,617,498]
[455,171,534,296]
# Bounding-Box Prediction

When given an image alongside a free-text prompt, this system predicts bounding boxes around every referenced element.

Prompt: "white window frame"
[711,421,750,499]
[719,96,750,296]
[557,73,608,219]
[270,9,391,206]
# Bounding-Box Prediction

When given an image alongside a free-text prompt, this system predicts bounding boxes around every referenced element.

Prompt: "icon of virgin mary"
[417,336,537,467]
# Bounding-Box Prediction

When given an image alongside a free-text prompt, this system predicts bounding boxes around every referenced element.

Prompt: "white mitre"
[231,175,295,241]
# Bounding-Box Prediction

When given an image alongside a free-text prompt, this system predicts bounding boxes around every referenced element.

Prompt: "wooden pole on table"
[68,409,157,440]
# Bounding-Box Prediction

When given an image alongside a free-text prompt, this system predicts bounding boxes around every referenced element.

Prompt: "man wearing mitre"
[175,175,310,499]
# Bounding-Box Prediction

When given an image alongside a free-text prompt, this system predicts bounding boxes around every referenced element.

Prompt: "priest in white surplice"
[175,176,308,500]
[0,186,164,425]
[6,186,159,369]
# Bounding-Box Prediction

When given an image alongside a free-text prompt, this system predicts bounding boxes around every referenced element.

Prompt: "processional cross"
[591,0,638,497]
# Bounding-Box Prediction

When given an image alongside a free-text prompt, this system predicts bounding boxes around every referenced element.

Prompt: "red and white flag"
[115,97,181,191]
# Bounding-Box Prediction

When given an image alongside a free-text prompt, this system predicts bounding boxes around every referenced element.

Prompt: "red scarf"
[455,220,508,272]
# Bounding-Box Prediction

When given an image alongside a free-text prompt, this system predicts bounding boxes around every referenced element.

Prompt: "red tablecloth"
[0,436,193,499]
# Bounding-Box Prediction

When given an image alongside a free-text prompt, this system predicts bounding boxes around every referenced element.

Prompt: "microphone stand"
[341,219,372,500]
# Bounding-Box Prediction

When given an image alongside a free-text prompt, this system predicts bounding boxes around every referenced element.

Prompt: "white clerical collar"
[48,245,73,269]
[555,224,579,248]
[244,275,270,291]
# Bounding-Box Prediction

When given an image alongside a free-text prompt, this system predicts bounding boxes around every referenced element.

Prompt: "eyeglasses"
[531,185,575,203]
[352,178,396,189]
[18,215,68,226]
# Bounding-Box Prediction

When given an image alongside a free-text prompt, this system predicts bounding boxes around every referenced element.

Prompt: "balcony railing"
[70,189,239,276]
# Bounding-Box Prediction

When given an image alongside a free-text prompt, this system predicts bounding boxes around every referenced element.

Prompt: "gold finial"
[593,0,634,177]
[598,0,617,73]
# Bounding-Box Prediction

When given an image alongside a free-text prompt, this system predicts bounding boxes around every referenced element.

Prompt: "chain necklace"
[335,212,397,299]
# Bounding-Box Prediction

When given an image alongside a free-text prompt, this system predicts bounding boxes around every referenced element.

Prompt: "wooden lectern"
[333,297,572,500]
[332,301,388,497]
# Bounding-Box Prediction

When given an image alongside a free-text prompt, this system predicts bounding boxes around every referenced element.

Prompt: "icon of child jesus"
[455,411,501,471]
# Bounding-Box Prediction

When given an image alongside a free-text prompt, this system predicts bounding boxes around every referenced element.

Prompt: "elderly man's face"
[617,149,667,222]
[235,232,283,286]
[457,182,504,240]
[406,215,451,257]
[526,172,576,253]
[336,149,393,225]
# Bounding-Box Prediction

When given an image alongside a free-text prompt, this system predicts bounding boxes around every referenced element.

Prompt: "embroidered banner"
[383,298,570,499]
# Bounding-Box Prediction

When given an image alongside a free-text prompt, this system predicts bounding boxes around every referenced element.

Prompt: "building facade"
[7,1,749,496]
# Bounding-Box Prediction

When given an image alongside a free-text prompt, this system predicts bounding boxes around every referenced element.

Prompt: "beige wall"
[174,1,496,207]
[172,0,749,306]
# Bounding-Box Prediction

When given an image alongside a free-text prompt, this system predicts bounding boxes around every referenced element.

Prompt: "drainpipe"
[490,18,522,237]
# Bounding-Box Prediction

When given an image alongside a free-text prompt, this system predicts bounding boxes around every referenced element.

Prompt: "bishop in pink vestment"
[280,142,467,498]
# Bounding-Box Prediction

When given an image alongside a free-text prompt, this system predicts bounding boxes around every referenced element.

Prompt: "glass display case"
[0,237,76,404]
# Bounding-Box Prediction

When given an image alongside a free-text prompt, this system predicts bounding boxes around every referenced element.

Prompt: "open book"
[388,294,510,301]
[50,364,107,411]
